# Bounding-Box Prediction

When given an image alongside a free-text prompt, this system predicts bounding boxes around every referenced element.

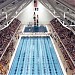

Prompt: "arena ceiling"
[0,0,75,32]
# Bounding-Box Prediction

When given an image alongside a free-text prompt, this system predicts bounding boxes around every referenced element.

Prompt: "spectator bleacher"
[0,18,21,57]
[72,26,75,31]
[50,18,75,70]
[0,18,6,25]
[0,41,14,74]
[0,18,21,74]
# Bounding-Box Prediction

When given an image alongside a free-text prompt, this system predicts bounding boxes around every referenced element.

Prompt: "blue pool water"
[24,26,47,32]
[9,37,64,75]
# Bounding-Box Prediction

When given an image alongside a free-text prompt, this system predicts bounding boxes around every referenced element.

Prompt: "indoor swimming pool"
[8,36,64,75]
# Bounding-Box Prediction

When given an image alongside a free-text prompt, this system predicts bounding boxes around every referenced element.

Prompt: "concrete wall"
[17,1,54,25]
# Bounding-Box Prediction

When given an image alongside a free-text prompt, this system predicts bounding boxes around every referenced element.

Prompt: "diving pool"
[8,36,64,75]
[24,26,47,32]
